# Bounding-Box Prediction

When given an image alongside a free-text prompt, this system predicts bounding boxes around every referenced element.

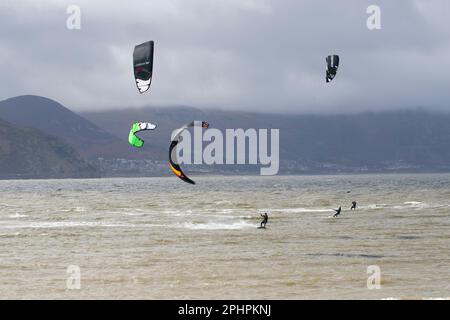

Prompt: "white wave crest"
[265,208,333,213]
[178,221,255,230]
[0,221,132,230]
[8,213,28,218]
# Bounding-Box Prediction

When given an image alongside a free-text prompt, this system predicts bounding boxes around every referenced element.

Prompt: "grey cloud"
[0,0,449,113]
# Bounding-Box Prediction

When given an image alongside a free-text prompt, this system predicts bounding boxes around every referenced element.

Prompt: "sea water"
[0,174,449,299]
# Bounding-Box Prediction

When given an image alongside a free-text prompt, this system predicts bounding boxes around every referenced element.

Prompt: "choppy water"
[0,174,449,299]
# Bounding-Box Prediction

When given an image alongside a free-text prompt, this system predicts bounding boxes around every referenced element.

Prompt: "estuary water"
[0,174,449,299]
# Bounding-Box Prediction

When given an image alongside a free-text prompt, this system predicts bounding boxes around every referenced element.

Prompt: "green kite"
[128,122,157,148]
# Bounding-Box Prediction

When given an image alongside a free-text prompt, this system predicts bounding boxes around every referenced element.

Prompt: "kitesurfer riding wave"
[333,206,342,218]
[260,212,268,228]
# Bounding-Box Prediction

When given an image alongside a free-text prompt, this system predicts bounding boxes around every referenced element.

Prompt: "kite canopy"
[169,121,209,185]
[128,122,157,148]
[133,41,154,93]
[326,54,339,83]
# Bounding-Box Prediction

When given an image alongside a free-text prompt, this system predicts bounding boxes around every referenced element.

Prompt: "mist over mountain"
[1,95,450,179]
[83,106,450,173]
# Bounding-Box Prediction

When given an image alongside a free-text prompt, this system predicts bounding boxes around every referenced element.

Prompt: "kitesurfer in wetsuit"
[260,212,268,228]
[333,206,342,218]
[351,201,357,211]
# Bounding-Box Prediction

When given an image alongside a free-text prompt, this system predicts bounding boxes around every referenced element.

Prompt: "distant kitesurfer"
[260,212,268,228]
[333,207,342,218]
[351,201,357,211]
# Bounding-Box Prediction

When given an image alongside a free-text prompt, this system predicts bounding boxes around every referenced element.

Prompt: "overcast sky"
[0,0,449,113]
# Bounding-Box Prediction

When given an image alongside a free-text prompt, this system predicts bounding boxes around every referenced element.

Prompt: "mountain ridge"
[2,94,450,178]
[0,95,165,160]
[82,106,450,173]
[0,117,99,179]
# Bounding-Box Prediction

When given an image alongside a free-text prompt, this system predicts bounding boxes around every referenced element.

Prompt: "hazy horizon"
[2,94,450,117]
